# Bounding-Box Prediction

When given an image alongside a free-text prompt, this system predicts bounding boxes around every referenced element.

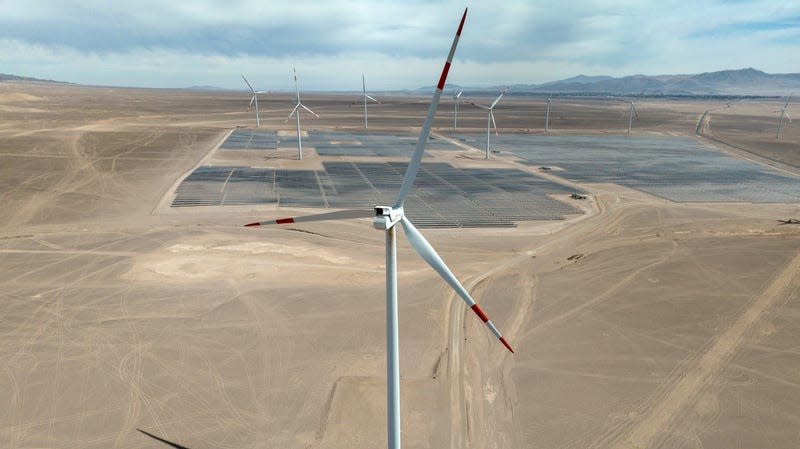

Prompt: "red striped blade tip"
[436,63,452,91]
[457,8,468,36]
[244,222,261,227]
[435,9,469,91]
[471,304,489,322]
[500,337,514,353]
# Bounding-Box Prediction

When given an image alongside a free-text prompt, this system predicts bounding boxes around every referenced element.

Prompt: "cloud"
[1,0,798,89]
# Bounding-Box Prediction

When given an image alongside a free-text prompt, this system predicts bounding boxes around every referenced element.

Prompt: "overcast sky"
[1,1,798,91]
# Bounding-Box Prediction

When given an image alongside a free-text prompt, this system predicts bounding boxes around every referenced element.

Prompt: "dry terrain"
[0,81,798,449]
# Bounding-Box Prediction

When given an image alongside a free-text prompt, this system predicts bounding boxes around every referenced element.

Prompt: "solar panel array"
[220,129,279,150]
[453,133,800,203]
[172,162,581,227]
[308,130,458,156]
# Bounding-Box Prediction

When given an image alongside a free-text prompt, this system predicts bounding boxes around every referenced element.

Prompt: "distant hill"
[183,85,230,91]
[423,68,798,97]
[0,73,69,84]
[508,68,800,96]
[540,74,614,86]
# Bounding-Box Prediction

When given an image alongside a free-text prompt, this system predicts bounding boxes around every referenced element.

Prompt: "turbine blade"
[400,216,514,353]
[456,89,463,98]
[490,92,504,109]
[393,8,468,209]
[366,95,379,103]
[362,73,366,93]
[249,95,256,109]
[300,103,320,118]
[285,104,301,123]
[468,101,489,110]
[245,209,372,227]
[241,74,255,94]
[293,67,300,99]
[490,111,498,135]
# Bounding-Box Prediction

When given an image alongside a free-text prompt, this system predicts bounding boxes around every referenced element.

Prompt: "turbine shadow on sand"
[136,428,191,449]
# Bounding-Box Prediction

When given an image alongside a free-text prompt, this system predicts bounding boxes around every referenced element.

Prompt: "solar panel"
[172,162,581,228]
[453,133,800,203]
[219,129,279,150]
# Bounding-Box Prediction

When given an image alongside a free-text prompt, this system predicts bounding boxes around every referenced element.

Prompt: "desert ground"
[0,81,798,449]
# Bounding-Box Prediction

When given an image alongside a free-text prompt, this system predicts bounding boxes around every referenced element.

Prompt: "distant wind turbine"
[453,89,463,130]
[626,91,644,136]
[285,67,319,160]
[545,95,552,134]
[242,74,268,128]
[244,10,512,449]
[361,74,380,129]
[776,95,792,141]
[469,90,505,159]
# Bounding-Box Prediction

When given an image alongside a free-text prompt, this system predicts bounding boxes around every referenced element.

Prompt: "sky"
[1,0,798,91]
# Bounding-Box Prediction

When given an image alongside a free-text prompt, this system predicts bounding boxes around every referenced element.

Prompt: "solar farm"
[174,130,800,229]
[309,130,459,156]
[172,162,581,227]
[454,133,800,203]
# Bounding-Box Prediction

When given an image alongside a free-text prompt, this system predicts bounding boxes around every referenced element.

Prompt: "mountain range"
[0,73,69,84]
[3,68,797,97]
[505,68,798,97]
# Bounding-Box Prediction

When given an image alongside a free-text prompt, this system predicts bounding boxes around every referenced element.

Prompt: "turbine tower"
[545,95,552,134]
[469,90,505,159]
[361,74,380,128]
[242,74,268,128]
[627,100,637,135]
[286,68,319,160]
[245,10,512,449]
[626,91,643,136]
[453,89,463,130]
[776,95,792,141]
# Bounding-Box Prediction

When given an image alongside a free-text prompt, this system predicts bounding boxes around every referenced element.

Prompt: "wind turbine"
[626,100,638,135]
[242,74,268,128]
[469,90,505,159]
[245,10,512,449]
[626,91,643,136]
[286,67,319,160]
[453,89,463,130]
[544,95,552,134]
[776,95,792,141]
[361,73,380,128]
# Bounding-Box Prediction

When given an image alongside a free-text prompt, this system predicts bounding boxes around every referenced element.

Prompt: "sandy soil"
[0,81,798,449]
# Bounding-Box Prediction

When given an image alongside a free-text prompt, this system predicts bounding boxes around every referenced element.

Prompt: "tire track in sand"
[612,250,800,449]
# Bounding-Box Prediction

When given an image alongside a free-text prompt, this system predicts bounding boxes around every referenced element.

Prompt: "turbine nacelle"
[373,206,404,230]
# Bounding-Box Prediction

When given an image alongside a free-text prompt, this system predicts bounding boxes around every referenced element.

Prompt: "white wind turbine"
[453,89,463,130]
[468,90,505,159]
[286,67,319,160]
[545,95,552,134]
[245,10,512,449]
[776,95,792,141]
[626,91,643,135]
[361,73,380,128]
[242,74,268,128]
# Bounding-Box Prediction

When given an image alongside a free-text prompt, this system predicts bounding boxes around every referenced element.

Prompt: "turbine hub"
[373,206,404,230]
